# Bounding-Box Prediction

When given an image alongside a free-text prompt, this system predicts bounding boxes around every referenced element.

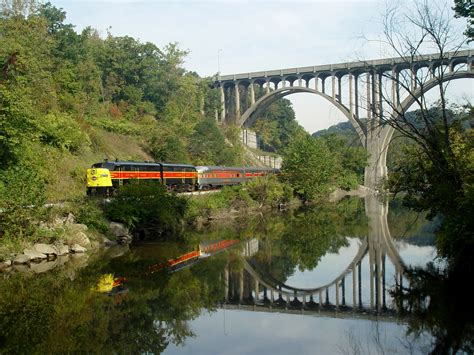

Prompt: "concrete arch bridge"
[214,50,473,189]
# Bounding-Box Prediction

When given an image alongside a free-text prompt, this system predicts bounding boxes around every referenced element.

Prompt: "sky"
[54,0,473,133]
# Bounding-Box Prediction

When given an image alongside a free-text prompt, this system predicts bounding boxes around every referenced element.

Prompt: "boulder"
[23,249,47,261]
[65,213,76,225]
[33,243,57,255]
[109,222,130,237]
[13,254,30,264]
[70,244,87,253]
[13,264,31,273]
[56,244,69,256]
[66,229,91,248]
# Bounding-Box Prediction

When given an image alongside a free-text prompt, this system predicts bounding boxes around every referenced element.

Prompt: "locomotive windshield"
[92,162,116,170]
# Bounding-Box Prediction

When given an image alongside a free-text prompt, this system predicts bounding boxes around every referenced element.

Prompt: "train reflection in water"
[95,239,242,294]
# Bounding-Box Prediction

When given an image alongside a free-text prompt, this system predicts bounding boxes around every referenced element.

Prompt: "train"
[86,160,278,195]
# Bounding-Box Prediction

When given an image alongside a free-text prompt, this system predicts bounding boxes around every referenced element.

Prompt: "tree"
[281,132,337,200]
[453,0,474,41]
[371,0,473,259]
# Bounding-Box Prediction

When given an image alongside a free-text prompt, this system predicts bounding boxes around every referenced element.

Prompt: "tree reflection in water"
[0,248,227,354]
[392,258,474,354]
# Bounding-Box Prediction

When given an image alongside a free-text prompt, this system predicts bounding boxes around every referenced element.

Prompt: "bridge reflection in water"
[221,194,408,322]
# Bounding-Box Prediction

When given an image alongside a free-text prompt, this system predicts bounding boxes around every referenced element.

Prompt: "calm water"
[0,196,457,354]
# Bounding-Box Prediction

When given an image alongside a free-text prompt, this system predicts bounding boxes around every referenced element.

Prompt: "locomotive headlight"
[92,176,97,181]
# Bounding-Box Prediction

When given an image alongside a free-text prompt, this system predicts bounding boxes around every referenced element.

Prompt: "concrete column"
[337,75,342,102]
[411,67,417,91]
[341,277,346,306]
[254,279,259,302]
[234,83,240,119]
[352,266,357,309]
[377,72,383,121]
[349,74,354,117]
[321,78,326,94]
[391,69,398,115]
[249,82,255,105]
[335,281,340,309]
[366,72,372,134]
[220,85,226,121]
[315,75,319,91]
[372,71,378,120]
[282,78,286,88]
[298,76,302,87]
[319,290,323,310]
[354,75,359,118]
[265,80,270,94]
[429,65,435,79]
[332,74,336,100]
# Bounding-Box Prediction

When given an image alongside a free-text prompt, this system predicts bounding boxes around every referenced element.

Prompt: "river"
[0,195,463,354]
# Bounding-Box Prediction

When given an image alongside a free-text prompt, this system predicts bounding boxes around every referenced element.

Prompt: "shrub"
[246,175,293,207]
[0,165,47,243]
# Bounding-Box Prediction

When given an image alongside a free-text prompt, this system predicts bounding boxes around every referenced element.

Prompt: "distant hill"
[312,121,357,137]
[312,121,362,147]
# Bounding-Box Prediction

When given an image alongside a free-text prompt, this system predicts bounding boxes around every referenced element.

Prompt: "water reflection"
[0,194,468,354]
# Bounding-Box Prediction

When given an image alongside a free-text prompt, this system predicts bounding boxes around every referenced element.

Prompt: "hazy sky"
[55,0,473,133]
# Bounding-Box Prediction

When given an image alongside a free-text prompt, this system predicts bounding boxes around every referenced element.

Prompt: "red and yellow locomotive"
[86,160,278,195]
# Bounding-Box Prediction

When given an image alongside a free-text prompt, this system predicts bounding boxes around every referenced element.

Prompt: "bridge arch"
[377,71,474,175]
[239,86,367,147]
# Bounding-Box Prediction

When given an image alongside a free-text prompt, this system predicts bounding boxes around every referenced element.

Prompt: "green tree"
[453,0,474,40]
[282,132,337,200]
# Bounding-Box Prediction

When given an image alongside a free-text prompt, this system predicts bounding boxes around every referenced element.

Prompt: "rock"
[56,244,69,256]
[56,255,69,266]
[65,213,76,225]
[109,222,130,237]
[14,264,31,273]
[33,243,57,255]
[14,254,30,264]
[23,249,47,260]
[0,261,11,270]
[65,229,91,248]
[30,260,58,274]
[70,244,87,253]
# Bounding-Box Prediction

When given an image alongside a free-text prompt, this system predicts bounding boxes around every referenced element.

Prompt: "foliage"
[282,132,337,200]
[0,164,47,244]
[252,96,302,153]
[69,198,110,234]
[187,185,256,220]
[188,118,237,165]
[387,106,474,259]
[391,260,474,354]
[318,133,367,189]
[105,182,188,240]
[453,0,474,41]
[246,175,293,207]
[0,1,243,247]
[0,244,226,354]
